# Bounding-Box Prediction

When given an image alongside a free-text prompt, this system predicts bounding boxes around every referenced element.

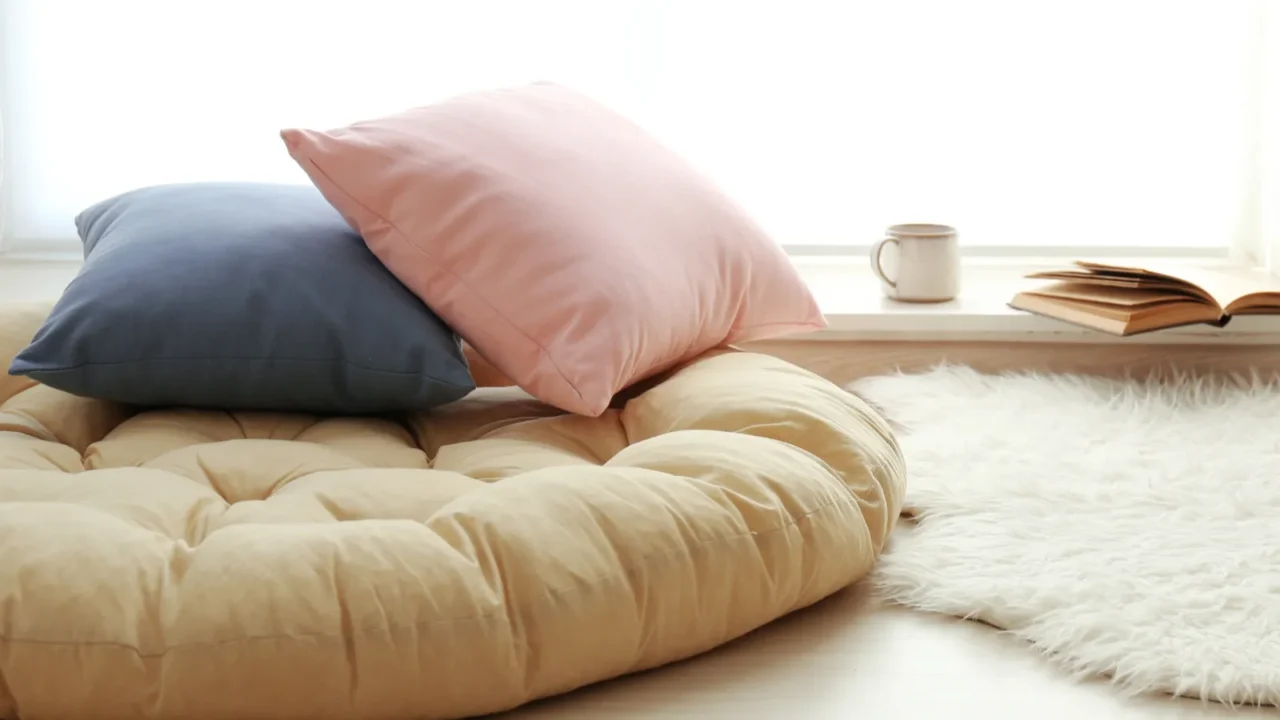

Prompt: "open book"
[1008,261,1280,336]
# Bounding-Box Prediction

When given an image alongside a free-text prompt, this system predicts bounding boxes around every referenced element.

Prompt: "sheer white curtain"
[1258,0,1280,275]
[0,0,1273,256]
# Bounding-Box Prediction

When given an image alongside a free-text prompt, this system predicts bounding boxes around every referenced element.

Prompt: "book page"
[1073,261,1190,283]
[1075,262,1280,310]
[1025,272,1199,293]
[1026,281,1202,307]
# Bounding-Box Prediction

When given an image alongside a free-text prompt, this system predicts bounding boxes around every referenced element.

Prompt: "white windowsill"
[2,252,1279,345]
[793,256,1280,345]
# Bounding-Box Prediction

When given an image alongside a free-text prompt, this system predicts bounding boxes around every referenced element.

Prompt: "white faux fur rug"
[851,366,1280,706]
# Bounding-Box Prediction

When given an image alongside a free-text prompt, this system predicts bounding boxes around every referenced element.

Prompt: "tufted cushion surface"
[0,302,905,720]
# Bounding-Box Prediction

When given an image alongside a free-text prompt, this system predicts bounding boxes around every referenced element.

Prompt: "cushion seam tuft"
[0,494,860,657]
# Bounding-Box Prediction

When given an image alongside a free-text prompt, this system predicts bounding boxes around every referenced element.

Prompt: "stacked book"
[1009,261,1280,336]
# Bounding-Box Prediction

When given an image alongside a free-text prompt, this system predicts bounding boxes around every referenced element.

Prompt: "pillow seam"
[12,356,474,388]
[732,319,828,332]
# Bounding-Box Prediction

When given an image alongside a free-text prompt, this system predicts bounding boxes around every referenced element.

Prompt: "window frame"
[0,2,1275,273]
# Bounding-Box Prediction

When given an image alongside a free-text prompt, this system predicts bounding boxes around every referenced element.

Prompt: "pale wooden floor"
[502,582,1270,719]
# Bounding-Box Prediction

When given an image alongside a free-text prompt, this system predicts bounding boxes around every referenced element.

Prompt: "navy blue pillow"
[9,183,476,414]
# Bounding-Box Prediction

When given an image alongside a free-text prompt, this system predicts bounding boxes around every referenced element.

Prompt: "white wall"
[0,260,79,303]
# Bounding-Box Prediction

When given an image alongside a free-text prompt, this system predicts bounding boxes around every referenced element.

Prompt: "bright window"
[1,0,1275,258]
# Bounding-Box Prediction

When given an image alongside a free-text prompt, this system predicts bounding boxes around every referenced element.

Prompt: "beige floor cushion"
[0,302,905,719]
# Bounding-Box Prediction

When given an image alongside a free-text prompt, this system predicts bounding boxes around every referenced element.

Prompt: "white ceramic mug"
[871,223,960,302]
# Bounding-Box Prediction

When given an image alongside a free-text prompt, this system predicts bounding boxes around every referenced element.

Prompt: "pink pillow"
[281,83,825,416]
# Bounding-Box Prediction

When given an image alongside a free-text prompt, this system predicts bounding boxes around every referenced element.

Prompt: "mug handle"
[871,237,899,288]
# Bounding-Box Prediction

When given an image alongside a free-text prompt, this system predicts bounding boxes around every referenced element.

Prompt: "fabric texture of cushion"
[7,182,475,414]
[0,301,904,719]
[281,82,826,417]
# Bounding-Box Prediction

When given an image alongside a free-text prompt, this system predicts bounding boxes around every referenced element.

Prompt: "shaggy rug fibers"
[851,366,1280,706]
